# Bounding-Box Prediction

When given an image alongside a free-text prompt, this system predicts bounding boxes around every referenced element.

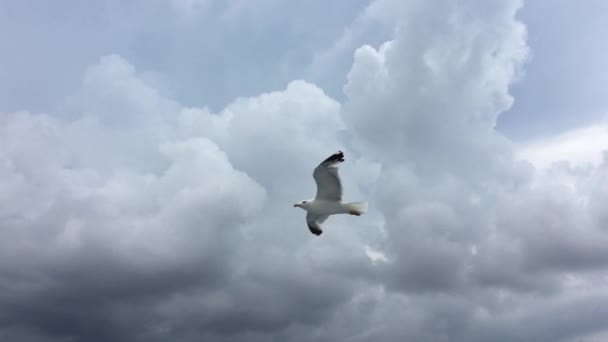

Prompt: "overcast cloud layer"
[2,1,608,341]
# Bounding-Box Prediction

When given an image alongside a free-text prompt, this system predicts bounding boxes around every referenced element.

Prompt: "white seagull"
[294,151,368,236]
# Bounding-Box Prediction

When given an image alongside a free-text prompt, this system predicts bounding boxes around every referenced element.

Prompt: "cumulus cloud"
[518,121,608,170]
[338,0,608,340]
[0,52,381,342]
[2,0,608,342]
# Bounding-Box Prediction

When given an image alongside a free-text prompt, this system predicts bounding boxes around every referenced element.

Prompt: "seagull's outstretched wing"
[306,213,328,236]
[313,151,344,201]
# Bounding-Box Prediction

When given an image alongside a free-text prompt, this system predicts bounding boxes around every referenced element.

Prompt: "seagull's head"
[293,200,311,210]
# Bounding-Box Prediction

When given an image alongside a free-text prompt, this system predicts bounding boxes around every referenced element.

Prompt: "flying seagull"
[294,150,368,236]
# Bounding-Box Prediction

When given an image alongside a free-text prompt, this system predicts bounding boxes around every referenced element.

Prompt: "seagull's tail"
[345,201,368,216]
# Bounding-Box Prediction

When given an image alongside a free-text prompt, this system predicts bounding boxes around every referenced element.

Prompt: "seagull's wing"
[313,151,344,201]
[306,213,329,236]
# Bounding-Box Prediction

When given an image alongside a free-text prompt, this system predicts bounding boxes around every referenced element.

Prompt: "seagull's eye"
[302,201,307,203]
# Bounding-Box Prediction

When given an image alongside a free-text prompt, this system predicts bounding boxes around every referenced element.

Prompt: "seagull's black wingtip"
[308,225,323,236]
[323,150,345,164]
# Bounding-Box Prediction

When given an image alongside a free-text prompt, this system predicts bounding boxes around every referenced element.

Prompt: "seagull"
[294,151,368,236]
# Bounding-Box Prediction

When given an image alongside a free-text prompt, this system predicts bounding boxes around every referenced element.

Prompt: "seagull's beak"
[293,203,298,207]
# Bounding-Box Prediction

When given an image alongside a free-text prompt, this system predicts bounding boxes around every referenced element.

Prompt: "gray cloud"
[2,1,608,342]
[339,0,608,340]
[0,53,378,342]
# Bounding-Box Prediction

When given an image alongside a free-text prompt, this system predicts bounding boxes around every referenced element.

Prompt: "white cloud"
[0,52,382,342]
[2,1,608,342]
[517,119,608,170]
[336,0,608,339]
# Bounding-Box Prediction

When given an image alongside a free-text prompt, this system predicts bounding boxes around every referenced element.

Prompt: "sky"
[1,1,608,341]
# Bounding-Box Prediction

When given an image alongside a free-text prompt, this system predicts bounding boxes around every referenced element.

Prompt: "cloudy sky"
[1,0,608,341]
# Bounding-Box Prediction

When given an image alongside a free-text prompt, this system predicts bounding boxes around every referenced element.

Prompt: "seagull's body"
[294,151,367,236]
